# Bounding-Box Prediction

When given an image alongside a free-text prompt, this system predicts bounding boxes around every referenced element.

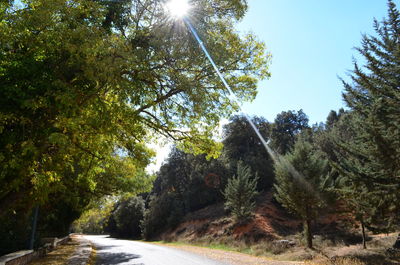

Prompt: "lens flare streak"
[184,18,315,192]
[184,18,272,155]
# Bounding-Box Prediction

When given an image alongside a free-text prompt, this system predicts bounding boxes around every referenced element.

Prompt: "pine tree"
[223,162,258,221]
[274,137,328,248]
[338,0,400,246]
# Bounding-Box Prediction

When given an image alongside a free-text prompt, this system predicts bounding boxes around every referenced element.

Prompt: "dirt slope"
[161,192,355,244]
[161,192,301,242]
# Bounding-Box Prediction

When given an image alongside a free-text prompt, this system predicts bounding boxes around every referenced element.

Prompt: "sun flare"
[165,0,191,18]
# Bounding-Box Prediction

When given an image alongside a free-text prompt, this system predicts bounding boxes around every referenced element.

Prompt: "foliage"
[72,198,114,234]
[0,0,269,252]
[0,0,269,212]
[274,136,328,248]
[141,147,228,239]
[335,0,400,233]
[318,112,374,248]
[0,207,32,255]
[141,193,184,240]
[106,196,145,239]
[325,108,345,130]
[153,147,227,210]
[223,162,258,221]
[270,109,309,155]
[222,115,274,190]
[0,0,152,218]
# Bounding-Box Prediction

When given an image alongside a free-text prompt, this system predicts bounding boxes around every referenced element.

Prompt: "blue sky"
[149,0,395,172]
[236,0,393,124]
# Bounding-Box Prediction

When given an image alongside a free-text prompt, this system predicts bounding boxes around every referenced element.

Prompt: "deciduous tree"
[270,110,309,155]
[0,0,270,216]
[0,0,270,252]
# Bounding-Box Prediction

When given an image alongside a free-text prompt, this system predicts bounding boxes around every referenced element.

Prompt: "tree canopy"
[270,109,309,155]
[0,0,270,213]
[0,0,270,253]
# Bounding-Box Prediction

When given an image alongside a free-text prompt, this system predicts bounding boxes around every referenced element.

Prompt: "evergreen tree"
[141,147,228,239]
[337,0,400,246]
[325,108,345,129]
[223,162,258,221]
[274,137,328,248]
[323,112,379,249]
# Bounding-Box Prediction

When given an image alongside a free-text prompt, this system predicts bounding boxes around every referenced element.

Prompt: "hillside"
[159,192,400,264]
[161,192,352,244]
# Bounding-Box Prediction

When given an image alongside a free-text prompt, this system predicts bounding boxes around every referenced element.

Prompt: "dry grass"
[29,240,79,265]
[162,230,400,265]
[305,257,365,265]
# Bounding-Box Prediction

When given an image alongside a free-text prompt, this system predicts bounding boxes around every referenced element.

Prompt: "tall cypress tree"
[338,0,400,246]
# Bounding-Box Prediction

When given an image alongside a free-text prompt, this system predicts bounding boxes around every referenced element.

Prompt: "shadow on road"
[95,245,121,251]
[96,252,141,265]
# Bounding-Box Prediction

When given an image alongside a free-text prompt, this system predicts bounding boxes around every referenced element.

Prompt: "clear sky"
[148,0,395,172]
[236,0,392,124]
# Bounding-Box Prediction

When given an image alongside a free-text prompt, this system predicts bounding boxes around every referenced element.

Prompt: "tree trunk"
[393,233,400,249]
[304,219,313,249]
[361,220,366,249]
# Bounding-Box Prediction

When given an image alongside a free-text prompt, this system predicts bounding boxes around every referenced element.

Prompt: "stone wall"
[0,235,70,265]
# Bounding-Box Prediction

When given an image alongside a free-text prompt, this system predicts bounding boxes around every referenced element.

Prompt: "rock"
[273,239,296,248]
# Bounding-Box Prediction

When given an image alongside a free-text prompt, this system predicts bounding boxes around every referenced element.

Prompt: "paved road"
[84,235,227,265]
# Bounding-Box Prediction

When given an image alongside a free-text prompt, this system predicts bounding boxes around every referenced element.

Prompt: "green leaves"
[270,110,309,155]
[0,0,270,250]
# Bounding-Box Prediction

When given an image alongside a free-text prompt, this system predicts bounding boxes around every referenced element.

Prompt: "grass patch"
[154,239,252,254]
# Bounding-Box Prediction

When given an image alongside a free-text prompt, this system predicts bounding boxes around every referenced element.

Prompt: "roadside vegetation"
[73,2,400,264]
[1,0,399,264]
[0,0,269,255]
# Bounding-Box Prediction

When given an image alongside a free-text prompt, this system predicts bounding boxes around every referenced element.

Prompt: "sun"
[165,0,191,19]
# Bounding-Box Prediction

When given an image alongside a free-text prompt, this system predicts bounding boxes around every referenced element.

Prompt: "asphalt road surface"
[84,235,227,265]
